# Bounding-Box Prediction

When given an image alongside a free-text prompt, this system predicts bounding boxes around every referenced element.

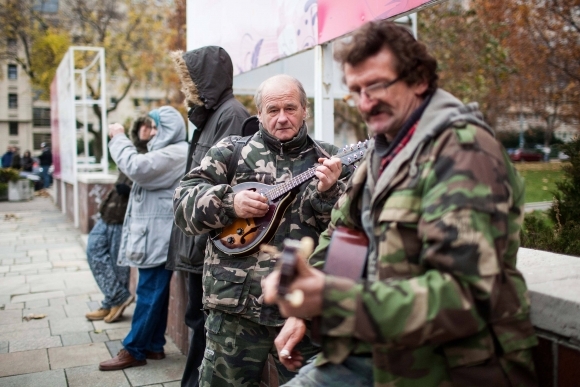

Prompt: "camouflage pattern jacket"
[174,125,352,326]
[309,89,538,386]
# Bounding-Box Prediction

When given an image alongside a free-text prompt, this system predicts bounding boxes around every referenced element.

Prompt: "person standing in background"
[166,46,250,387]
[38,143,52,188]
[85,115,150,324]
[21,150,34,172]
[99,106,188,371]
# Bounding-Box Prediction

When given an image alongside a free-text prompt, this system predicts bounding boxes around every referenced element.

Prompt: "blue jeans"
[40,165,51,188]
[87,219,131,309]
[123,264,172,360]
[281,355,373,387]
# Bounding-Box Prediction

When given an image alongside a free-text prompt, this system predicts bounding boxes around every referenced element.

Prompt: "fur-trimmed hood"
[171,46,234,112]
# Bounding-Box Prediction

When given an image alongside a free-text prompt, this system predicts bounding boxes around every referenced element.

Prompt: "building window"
[8,94,18,109]
[9,122,18,136]
[110,97,117,106]
[133,98,141,107]
[33,133,51,150]
[33,0,58,13]
[8,64,17,80]
[33,107,51,127]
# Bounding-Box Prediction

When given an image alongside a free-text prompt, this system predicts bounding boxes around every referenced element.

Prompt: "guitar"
[212,141,368,256]
[276,226,369,345]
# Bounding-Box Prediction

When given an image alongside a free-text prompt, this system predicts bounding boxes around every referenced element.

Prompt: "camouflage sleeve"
[309,159,366,269]
[319,127,528,348]
[173,137,239,236]
[301,163,352,233]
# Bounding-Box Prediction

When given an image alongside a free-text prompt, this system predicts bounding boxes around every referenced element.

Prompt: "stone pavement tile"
[93,305,134,332]
[0,266,8,273]
[0,283,30,298]
[25,299,49,308]
[48,342,111,369]
[90,293,105,302]
[90,330,109,343]
[106,327,130,341]
[53,260,89,269]
[164,382,181,387]
[32,256,49,263]
[23,305,66,321]
[4,303,24,310]
[0,327,52,342]
[0,341,7,354]
[66,364,130,387]
[0,318,48,334]
[61,332,92,346]
[65,286,99,297]
[163,336,181,355]
[87,300,101,311]
[30,280,66,293]
[124,353,186,386]
[0,369,66,387]
[9,334,62,352]
[0,295,10,306]
[106,340,124,357]
[63,302,90,318]
[14,257,32,264]
[49,297,67,307]
[27,249,49,257]
[0,349,49,377]
[9,262,52,272]
[1,258,14,265]
[66,294,91,303]
[49,317,94,335]
[11,290,65,304]
[0,310,22,325]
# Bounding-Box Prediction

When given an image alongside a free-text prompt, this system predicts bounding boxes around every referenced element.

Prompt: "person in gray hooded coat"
[99,106,188,371]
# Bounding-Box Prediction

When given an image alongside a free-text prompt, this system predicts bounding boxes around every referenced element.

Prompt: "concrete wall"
[518,248,580,387]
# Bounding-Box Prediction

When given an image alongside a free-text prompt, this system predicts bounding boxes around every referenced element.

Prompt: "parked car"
[509,148,543,162]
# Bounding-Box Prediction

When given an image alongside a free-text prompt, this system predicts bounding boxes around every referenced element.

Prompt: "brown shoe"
[145,350,166,360]
[104,294,135,323]
[85,308,110,321]
[99,349,146,371]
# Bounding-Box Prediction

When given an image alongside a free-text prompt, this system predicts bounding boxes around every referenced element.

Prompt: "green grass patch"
[519,169,564,203]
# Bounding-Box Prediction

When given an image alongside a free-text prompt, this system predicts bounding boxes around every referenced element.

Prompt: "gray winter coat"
[109,106,188,268]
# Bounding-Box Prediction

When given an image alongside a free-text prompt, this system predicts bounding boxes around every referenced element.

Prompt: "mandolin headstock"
[337,140,369,166]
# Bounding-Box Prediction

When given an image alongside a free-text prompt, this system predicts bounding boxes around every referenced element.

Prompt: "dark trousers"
[181,272,206,387]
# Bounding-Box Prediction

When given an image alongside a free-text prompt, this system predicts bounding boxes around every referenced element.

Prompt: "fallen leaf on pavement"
[22,313,47,321]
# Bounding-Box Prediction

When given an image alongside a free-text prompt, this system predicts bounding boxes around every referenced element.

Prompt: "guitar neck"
[265,168,316,201]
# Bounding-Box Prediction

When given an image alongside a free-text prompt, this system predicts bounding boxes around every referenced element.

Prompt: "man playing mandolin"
[263,21,538,387]
[173,74,353,387]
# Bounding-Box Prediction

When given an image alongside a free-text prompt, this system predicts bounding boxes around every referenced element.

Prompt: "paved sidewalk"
[0,193,186,387]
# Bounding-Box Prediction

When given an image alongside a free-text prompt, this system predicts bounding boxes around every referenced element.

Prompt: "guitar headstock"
[337,140,368,166]
[276,237,314,306]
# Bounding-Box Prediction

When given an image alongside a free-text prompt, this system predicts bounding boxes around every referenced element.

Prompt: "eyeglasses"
[348,75,403,104]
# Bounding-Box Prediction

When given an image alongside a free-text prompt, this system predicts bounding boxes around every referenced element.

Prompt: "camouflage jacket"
[309,89,538,386]
[174,125,352,326]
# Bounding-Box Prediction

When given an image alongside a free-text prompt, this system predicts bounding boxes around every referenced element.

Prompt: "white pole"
[100,48,108,173]
[70,48,79,228]
[314,44,334,143]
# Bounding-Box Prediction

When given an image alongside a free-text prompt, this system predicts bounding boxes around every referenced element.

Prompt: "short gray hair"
[254,74,309,113]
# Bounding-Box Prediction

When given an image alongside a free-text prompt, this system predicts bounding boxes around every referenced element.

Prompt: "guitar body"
[212,182,295,256]
[311,227,369,345]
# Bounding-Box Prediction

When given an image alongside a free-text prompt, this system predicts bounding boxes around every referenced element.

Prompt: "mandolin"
[212,141,368,256]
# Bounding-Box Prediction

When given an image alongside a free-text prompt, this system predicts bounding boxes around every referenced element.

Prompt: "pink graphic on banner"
[50,77,61,179]
[318,0,432,43]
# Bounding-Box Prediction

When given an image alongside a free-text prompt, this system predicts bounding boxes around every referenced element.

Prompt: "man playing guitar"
[263,21,538,387]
